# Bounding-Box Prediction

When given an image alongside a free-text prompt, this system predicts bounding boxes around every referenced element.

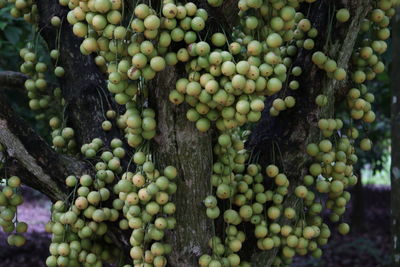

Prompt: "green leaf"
[4,26,22,43]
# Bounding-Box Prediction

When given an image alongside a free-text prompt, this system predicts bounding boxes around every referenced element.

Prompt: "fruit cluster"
[45,136,178,267]
[0,175,28,247]
[18,45,77,154]
[0,0,398,266]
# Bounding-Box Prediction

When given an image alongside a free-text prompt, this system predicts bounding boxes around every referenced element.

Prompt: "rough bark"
[0,0,230,264]
[0,71,29,91]
[350,170,365,231]
[248,0,371,265]
[31,0,230,265]
[0,0,377,266]
[150,66,214,267]
[0,92,87,201]
[35,0,121,146]
[391,8,400,266]
[148,2,238,265]
[0,89,133,250]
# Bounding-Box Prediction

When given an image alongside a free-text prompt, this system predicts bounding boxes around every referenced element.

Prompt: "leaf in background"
[0,22,7,30]
[4,26,22,44]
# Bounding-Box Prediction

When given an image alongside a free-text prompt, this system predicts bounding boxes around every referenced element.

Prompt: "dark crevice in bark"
[0,92,89,201]
[35,0,122,147]
[0,90,132,252]
[192,0,237,30]
[350,170,365,231]
[247,0,372,265]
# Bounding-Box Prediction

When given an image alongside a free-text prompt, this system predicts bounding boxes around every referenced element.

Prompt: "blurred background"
[0,4,396,267]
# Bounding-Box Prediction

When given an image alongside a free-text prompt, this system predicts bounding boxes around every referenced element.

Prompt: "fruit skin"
[338,223,350,235]
[336,8,350,23]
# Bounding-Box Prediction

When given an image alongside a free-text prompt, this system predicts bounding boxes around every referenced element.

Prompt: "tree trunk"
[150,66,215,266]
[248,0,371,265]
[351,170,365,231]
[391,8,400,267]
[0,0,379,266]
[36,0,121,146]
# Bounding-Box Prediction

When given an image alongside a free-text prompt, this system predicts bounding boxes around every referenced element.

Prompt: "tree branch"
[0,90,133,253]
[0,71,29,91]
[0,92,89,201]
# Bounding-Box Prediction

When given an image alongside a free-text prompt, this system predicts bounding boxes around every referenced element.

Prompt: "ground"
[0,186,390,267]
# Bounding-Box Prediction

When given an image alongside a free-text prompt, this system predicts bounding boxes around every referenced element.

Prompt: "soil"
[0,185,391,267]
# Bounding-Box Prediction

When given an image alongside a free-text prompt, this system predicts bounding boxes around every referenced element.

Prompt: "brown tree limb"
[0,91,89,201]
[0,89,132,250]
[0,71,29,91]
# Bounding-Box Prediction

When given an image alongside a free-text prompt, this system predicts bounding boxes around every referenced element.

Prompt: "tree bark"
[35,0,121,146]
[0,71,29,91]
[391,7,400,267]
[0,91,85,201]
[350,170,365,231]
[146,2,239,264]
[150,66,214,266]
[0,0,378,266]
[248,0,371,265]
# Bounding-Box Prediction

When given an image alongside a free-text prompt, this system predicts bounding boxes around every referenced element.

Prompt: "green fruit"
[46,255,57,267]
[134,3,149,18]
[8,176,21,188]
[206,207,220,219]
[310,163,322,176]
[360,138,372,151]
[211,33,226,47]
[196,41,210,56]
[266,33,283,48]
[52,136,65,147]
[208,0,223,7]
[217,183,232,199]
[144,15,160,30]
[267,206,280,220]
[94,0,111,13]
[65,175,77,187]
[245,16,258,30]
[330,180,344,193]
[295,185,308,198]
[191,17,205,31]
[9,234,26,247]
[336,9,350,22]
[150,56,166,72]
[162,3,177,18]
[196,118,210,132]
[204,195,218,208]
[267,78,282,93]
[312,51,327,66]
[338,223,350,235]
